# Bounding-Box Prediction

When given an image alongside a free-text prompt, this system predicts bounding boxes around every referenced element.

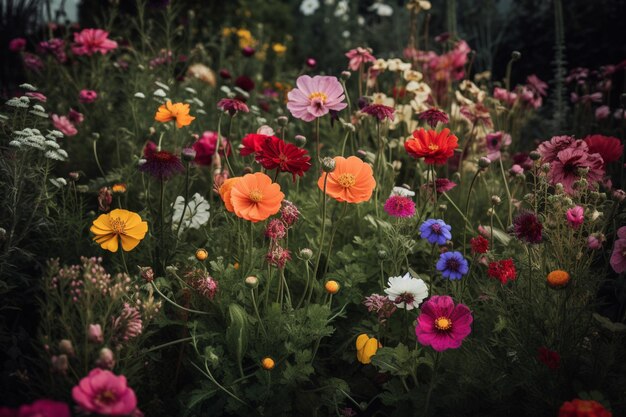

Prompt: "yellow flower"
[261,357,275,370]
[325,280,340,294]
[272,43,287,55]
[154,101,195,128]
[222,27,235,37]
[111,183,126,194]
[91,209,148,252]
[356,334,379,364]
[195,248,208,261]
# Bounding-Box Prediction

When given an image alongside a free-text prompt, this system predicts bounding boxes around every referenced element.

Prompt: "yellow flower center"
[336,173,356,188]
[435,317,452,330]
[109,217,126,234]
[96,390,116,404]
[249,190,263,202]
[428,143,440,151]
[308,91,328,102]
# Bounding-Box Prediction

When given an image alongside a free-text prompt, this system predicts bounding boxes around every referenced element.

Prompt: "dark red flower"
[256,136,311,181]
[217,98,249,116]
[418,108,449,128]
[235,75,255,92]
[435,178,457,193]
[361,104,395,122]
[487,259,517,284]
[583,134,623,166]
[511,211,543,244]
[139,141,184,180]
[470,235,489,254]
[219,68,231,79]
[240,133,273,156]
[537,346,560,370]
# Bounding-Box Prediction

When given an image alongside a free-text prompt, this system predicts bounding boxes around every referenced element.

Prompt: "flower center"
[431,223,441,234]
[96,390,117,405]
[446,258,460,272]
[336,173,356,188]
[308,91,328,103]
[435,317,452,330]
[110,217,126,234]
[394,292,415,306]
[249,190,263,202]
[428,143,439,151]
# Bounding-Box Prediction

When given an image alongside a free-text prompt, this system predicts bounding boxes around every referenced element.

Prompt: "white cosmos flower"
[384,272,428,310]
[172,193,210,235]
[390,186,415,198]
[300,0,320,15]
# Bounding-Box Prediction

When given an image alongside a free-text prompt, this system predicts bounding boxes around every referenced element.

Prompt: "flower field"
[1,1,625,416]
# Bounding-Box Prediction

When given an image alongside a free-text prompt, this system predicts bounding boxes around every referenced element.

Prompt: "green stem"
[462,170,481,256]
[499,158,513,225]
[151,282,210,315]
[311,173,329,304]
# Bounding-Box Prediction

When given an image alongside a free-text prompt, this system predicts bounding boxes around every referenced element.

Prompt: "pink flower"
[434,178,457,193]
[68,108,84,124]
[383,195,416,218]
[71,29,118,56]
[39,38,67,63]
[192,131,230,165]
[287,75,347,122]
[509,164,524,176]
[9,38,26,52]
[566,206,584,229]
[548,144,604,195]
[72,368,137,416]
[79,89,98,103]
[265,218,287,240]
[595,105,610,120]
[493,87,517,106]
[25,92,47,102]
[23,53,44,72]
[217,98,249,115]
[415,295,473,352]
[51,115,78,137]
[88,324,103,343]
[345,47,375,71]
[18,399,70,417]
[587,233,604,250]
[610,226,626,274]
[526,74,548,97]
[485,131,511,161]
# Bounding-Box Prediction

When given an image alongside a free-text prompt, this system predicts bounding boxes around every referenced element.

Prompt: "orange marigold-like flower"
[218,177,241,213]
[90,209,148,252]
[547,270,570,288]
[230,173,284,222]
[317,156,376,203]
[404,128,458,165]
[154,100,195,128]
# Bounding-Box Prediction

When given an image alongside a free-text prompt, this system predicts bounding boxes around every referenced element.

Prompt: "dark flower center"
[431,224,441,234]
[446,258,460,272]
[394,292,415,305]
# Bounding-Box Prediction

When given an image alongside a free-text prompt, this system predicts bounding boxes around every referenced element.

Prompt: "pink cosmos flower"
[79,89,98,103]
[17,399,70,417]
[548,145,604,195]
[25,92,47,102]
[286,75,347,122]
[415,295,473,352]
[71,29,118,56]
[72,368,137,416]
[587,233,604,250]
[610,226,626,274]
[345,47,375,71]
[485,131,511,161]
[51,115,78,137]
[566,206,584,229]
[9,38,26,52]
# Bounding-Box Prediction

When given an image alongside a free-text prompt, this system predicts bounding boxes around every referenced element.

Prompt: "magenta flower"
[39,38,67,63]
[192,131,230,165]
[345,47,375,71]
[68,108,84,124]
[71,29,118,56]
[217,98,249,116]
[493,87,517,106]
[9,38,26,52]
[435,178,457,193]
[415,295,473,352]
[537,135,577,163]
[548,145,604,195]
[526,74,548,97]
[79,89,98,103]
[23,53,44,72]
[383,195,416,218]
[72,368,137,416]
[418,108,449,128]
[51,115,78,137]
[17,399,70,417]
[361,103,395,121]
[566,206,584,229]
[485,131,511,161]
[610,226,626,274]
[287,75,347,122]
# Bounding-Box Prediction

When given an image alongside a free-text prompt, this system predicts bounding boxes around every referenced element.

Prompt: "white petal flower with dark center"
[384,272,429,310]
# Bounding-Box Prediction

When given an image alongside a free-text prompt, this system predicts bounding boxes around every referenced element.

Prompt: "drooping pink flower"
[361,104,395,121]
[79,89,98,103]
[610,226,626,274]
[68,108,84,124]
[286,75,347,122]
[493,87,517,106]
[566,206,584,229]
[9,38,27,52]
[71,29,118,56]
[345,47,375,71]
[415,295,473,352]
[111,303,142,344]
[418,108,449,128]
[434,178,457,193]
[72,368,137,416]
[217,98,249,116]
[51,114,78,137]
[25,92,47,102]
[548,145,604,195]
[485,131,511,161]
[17,399,70,417]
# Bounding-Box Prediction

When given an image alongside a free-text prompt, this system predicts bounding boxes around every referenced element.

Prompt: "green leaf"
[225,304,249,375]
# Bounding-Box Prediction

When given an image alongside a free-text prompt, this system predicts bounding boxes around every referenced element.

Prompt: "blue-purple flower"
[436,251,469,280]
[419,219,452,245]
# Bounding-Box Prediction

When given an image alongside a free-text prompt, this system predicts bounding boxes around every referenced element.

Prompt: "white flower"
[334,0,349,17]
[384,272,428,310]
[300,0,320,15]
[19,83,37,91]
[50,177,67,188]
[134,92,146,99]
[171,193,210,236]
[369,2,393,16]
[153,89,167,98]
[6,98,29,108]
[155,81,170,91]
[391,186,415,198]
[185,87,198,95]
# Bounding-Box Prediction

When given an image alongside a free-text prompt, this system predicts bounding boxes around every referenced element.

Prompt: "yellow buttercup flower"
[356,334,379,364]
[90,209,148,252]
[272,43,287,55]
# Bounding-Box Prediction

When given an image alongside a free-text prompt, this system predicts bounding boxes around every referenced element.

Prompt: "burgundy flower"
[418,108,449,128]
[583,134,623,166]
[435,178,457,193]
[235,75,255,92]
[537,346,560,370]
[511,211,543,244]
[265,219,287,240]
[280,200,300,226]
[193,131,231,165]
[139,142,184,180]
[470,235,489,254]
[9,38,26,52]
[255,136,311,181]
[217,98,249,116]
[361,104,395,122]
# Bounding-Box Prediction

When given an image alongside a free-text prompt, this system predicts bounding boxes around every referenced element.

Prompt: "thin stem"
[311,173,329,304]
[151,282,210,315]
[499,158,513,225]
[250,289,267,337]
[462,170,481,256]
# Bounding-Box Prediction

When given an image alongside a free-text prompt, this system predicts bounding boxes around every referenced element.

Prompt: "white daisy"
[384,272,428,310]
[300,0,320,16]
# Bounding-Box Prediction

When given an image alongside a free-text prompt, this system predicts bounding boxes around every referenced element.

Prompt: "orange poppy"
[230,173,284,222]
[154,100,195,128]
[404,128,458,165]
[218,177,241,212]
[317,156,376,203]
[90,209,148,252]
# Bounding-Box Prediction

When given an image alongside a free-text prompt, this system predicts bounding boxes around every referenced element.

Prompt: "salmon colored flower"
[404,128,458,165]
[317,156,376,203]
[218,177,241,213]
[355,333,379,364]
[230,173,284,222]
[154,100,195,128]
[90,209,148,252]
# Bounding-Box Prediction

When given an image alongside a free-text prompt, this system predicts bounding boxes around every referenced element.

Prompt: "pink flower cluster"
[264,201,300,268]
[493,74,546,109]
[72,29,118,56]
[610,226,626,274]
[424,40,470,83]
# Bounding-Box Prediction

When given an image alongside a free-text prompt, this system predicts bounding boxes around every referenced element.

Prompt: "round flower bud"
[96,347,116,370]
[487,208,495,216]
[511,51,521,60]
[294,135,307,147]
[299,248,313,260]
[306,58,317,68]
[68,172,80,181]
[547,270,570,288]
[195,248,208,261]
[325,280,340,294]
[219,68,231,79]
[245,276,259,288]
[529,151,541,161]
[438,204,447,212]
[377,250,388,260]
[491,195,502,206]
[541,163,551,173]
[321,157,336,173]
[261,357,275,370]
[478,157,491,169]
[242,166,254,174]
[51,355,68,374]
[241,46,255,57]
[59,339,75,356]
[277,116,289,126]
[182,147,197,162]
[340,71,351,80]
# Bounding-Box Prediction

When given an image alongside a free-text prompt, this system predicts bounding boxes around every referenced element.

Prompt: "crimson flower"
[361,104,395,122]
[537,346,560,370]
[256,136,311,181]
[583,134,623,166]
[487,259,517,284]
[240,133,273,156]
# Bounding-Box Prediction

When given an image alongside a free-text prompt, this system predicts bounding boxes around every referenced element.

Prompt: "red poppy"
[256,136,311,181]
[583,134,623,166]
[404,128,458,165]
[240,133,273,156]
